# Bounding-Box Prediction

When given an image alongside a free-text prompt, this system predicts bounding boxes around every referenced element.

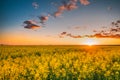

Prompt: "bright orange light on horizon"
[82,38,99,46]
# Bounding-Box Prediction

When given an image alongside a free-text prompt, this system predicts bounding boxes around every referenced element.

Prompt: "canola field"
[0,45,120,80]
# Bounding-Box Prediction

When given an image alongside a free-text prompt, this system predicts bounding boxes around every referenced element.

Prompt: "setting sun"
[86,41,94,46]
[1,0,120,79]
[82,38,98,46]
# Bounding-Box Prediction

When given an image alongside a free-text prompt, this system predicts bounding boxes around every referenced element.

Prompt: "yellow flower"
[104,71,111,77]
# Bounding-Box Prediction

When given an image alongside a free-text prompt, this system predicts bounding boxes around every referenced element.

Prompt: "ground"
[0,45,120,80]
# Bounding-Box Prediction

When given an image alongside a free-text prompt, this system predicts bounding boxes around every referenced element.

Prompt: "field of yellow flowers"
[0,45,120,80]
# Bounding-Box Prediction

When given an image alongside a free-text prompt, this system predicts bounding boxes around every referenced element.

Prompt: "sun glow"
[82,38,98,46]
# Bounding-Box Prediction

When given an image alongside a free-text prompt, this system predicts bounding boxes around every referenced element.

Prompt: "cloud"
[117,20,120,23]
[38,15,49,25]
[91,20,120,38]
[79,0,90,5]
[59,32,82,38]
[32,2,39,9]
[54,11,63,17]
[92,33,120,38]
[53,0,78,17]
[59,20,120,38]
[58,5,66,12]
[61,32,67,35]
[68,26,81,30]
[62,0,78,11]
[68,26,88,31]
[23,20,41,29]
[66,3,78,11]
[68,34,82,38]
[23,0,91,29]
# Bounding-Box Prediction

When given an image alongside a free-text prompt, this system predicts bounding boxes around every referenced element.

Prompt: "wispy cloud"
[32,2,39,9]
[68,26,86,30]
[54,11,63,17]
[59,20,120,38]
[79,0,90,5]
[53,0,78,17]
[92,20,120,38]
[59,32,82,38]
[23,0,91,29]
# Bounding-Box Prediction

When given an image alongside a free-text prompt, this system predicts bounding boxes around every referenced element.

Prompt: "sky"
[0,0,120,45]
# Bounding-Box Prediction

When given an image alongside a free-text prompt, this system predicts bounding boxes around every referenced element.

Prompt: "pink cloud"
[54,11,63,17]
[79,0,90,5]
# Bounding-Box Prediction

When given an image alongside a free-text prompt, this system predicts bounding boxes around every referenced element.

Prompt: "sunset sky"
[0,0,120,45]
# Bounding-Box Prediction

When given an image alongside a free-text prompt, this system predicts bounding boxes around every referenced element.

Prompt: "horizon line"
[1,44,120,46]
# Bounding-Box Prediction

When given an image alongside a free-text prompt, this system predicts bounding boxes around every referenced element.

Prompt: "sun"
[82,38,98,46]
[86,42,94,46]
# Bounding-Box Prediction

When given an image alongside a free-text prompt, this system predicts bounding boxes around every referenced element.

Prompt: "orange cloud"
[79,0,90,5]
[59,20,120,38]
[91,20,120,38]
